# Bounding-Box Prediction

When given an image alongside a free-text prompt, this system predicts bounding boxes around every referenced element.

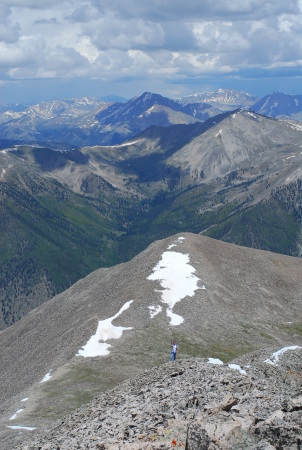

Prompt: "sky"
[0,0,302,104]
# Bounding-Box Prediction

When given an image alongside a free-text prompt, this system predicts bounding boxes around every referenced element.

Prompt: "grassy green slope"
[1,145,301,329]
[118,181,302,262]
[0,178,118,328]
[205,196,301,257]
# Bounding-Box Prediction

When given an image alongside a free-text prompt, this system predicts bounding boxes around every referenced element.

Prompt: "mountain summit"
[180,88,258,110]
[252,91,302,120]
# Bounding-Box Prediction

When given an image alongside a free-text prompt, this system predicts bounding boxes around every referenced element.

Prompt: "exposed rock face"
[19,347,302,449]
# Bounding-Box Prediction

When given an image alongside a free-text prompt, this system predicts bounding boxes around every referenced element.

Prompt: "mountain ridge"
[17,348,302,449]
[1,110,302,328]
[0,89,301,148]
[251,91,302,120]
[1,232,302,449]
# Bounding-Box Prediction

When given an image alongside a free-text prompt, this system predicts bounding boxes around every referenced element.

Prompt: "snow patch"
[247,112,257,119]
[9,409,24,420]
[287,155,296,159]
[21,398,28,402]
[147,252,201,326]
[146,105,155,115]
[148,305,162,319]
[228,364,247,375]
[289,123,302,131]
[264,346,302,366]
[105,140,139,148]
[40,371,52,383]
[167,237,185,249]
[7,426,36,431]
[207,358,223,365]
[215,129,222,138]
[77,300,133,357]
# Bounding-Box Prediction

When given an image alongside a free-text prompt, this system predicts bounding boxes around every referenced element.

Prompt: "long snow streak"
[264,345,302,365]
[9,409,24,420]
[77,300,133,357]
[148,251,200,325]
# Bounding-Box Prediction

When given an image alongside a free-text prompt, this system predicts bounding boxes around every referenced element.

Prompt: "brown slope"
[0,233,302,449]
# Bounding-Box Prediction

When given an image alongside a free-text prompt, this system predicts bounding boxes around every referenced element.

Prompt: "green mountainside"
[0,110,302,328]
[0,148,133,328]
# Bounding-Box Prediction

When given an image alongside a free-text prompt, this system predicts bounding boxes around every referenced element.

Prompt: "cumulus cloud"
[0,0,301,97]
[0,5,20,44]
[85,13,164,51]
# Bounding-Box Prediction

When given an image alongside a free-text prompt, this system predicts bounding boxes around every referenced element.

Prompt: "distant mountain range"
[0,89,301,148]
[0,92,218,146]
[179,88,258,110]
[1,109,302,330]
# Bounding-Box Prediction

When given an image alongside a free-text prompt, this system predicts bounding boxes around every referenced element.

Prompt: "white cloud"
[85,13,164,51]
[0,6,20,44]
[0,0,301,98]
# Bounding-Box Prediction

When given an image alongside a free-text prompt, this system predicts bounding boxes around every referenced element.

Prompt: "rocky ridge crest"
[20,347,302,449]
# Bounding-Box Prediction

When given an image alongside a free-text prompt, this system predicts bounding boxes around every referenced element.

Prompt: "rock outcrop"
[19,346,302,449]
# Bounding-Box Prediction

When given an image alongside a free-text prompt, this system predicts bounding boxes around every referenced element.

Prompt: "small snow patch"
[21,398,28,402]
[77,300,133,357]
[7,426,36,431]
[9,409,24,420]
[146,106,155,114]
[264,345,302,366]
[105,140,139,148]
[167,244,177,250]
[40,372,52,383]
[215,129,222,138]
[207,358,223,365]
[247,112,257,119]
[148,305,162,319]
[228,364,247,375]
[287,155,296,159]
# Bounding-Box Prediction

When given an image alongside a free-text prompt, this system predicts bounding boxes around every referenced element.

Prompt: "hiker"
[170,340,178,361]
